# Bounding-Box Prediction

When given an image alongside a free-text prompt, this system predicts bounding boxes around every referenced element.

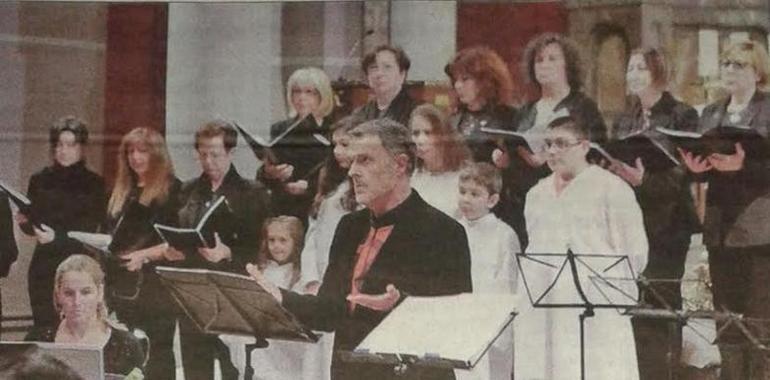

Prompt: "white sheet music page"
[355,293,516,367]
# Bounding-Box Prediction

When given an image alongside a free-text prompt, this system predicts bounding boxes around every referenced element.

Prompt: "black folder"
[234,117,329,181]
[153,195,232,251]
[590,134,680,172]
[0,180,42,229]
[657,126,769,159]
[155,266,318,342]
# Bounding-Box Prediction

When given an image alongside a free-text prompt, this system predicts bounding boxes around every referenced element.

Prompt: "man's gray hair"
[349,118,416,175]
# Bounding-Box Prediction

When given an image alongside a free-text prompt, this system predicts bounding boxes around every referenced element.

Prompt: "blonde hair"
[257,216,305,288]
[285,67,335,119]
[721,40,770,90]
[54,255,108,322]
[108,127,175,218]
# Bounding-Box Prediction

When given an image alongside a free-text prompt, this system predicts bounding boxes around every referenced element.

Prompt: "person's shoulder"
[590,165,635,192]
[413,193,465,232]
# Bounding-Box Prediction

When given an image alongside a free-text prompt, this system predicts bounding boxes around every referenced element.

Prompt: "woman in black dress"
[258,67,335,223]
[609,47,700,380]
[18,116,105,331]
[104,127,182,379]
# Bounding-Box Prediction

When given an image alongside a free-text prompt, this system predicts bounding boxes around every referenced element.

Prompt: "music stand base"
[243,338,269,380]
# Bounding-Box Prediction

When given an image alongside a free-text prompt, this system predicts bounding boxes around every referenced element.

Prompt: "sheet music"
[355,293,516,368]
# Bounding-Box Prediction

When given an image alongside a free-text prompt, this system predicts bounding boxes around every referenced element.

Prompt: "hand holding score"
[346,284,401,311]
[708,143,745,172]
[608,157,645,187]
[198,233,232,263]
[264,162,295,182]
[679,148,712,173]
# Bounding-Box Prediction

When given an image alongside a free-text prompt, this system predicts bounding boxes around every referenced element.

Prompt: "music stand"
[516,250,638,380]
[340,293,517,374]
[155,266,319,380]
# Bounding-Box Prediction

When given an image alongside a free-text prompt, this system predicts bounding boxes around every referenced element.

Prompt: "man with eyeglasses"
[175,120,271,380]
[515,116,648,380]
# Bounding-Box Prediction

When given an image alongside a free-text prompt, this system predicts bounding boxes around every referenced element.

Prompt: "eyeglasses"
[544,138,583,151]
[720,60,750,70]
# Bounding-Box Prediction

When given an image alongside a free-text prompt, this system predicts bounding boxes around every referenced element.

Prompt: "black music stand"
[340,293,517,374]
[516,250,638,380]
[155,266,319,380]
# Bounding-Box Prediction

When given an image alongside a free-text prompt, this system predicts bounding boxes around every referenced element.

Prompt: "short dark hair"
[349,118,416,175]
[194,120,238,152]
[630,46,669,90]
[547,116,589,140]
[0,345,85,380]
[49,116,89,149]
[522,33,584,92]
[361,45,411,74]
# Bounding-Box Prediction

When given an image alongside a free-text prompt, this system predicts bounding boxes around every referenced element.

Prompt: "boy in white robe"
[515,116,648,380]
[455,162,520,380]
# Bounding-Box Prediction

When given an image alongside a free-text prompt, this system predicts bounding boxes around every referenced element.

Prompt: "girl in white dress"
[409,104,470,218]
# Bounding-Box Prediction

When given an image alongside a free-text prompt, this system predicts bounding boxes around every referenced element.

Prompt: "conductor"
[249,118,472,380]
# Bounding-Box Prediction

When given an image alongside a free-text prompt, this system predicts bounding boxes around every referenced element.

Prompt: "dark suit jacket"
[0,193,17,278]
[613,92,700,281]
[282,191,471,379]
[352,87,419,127]
[177,165,270,273]
[697,91,770,248]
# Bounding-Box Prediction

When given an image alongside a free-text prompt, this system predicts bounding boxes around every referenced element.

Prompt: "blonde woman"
[26,254,145,376]
[259,67,335,222]
[104,127,181,379]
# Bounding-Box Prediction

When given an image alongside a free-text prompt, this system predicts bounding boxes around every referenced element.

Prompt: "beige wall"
[0,3,106,336]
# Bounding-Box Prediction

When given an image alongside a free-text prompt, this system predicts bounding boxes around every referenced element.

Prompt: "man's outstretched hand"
[346,284,401,311]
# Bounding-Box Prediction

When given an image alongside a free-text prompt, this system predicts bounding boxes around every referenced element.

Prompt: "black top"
[102,178,182,304]
[0,193,17,278]
[696,91,770,248]
[282,190,471,377]
[257,116,333,221]
[177,165,270,273]
[27,326,145,376]
[21,161,106,259]
[612,91,700,280]
[351,87,419,127]
[450,103,519,163]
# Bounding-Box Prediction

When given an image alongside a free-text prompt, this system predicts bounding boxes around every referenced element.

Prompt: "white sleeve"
[299,219,322,286]
[500,225,522,294]
[606,180,649,276]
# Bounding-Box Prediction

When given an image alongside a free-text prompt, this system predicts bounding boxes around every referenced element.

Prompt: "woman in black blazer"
[680,40,770,380]
[18,116,105,332]
[0,192,18,337]
[609,47,700,380]
[258,67,334,224]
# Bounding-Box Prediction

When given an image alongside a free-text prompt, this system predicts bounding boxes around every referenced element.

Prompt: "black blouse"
[27,326,145,376]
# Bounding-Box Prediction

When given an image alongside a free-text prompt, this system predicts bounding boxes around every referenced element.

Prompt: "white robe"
[456,213,520,380]
[411,169,462,219]
[515,165,648,380]
[300,181,353,288]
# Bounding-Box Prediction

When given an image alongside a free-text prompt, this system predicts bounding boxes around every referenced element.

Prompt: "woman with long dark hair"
[104,127,182,379]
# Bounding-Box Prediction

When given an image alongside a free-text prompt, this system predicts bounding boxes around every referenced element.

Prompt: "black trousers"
[111,270,178,380]
[708,244,770,380]
[179,314,239,380]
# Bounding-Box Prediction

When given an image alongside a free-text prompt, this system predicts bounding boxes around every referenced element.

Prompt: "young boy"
[516,116,648,380]
[456,162,519,380]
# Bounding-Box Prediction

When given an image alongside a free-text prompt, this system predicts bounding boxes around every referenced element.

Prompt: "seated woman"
[409,103,470,218]
[26,254,145,377]
[516,116,647,380]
